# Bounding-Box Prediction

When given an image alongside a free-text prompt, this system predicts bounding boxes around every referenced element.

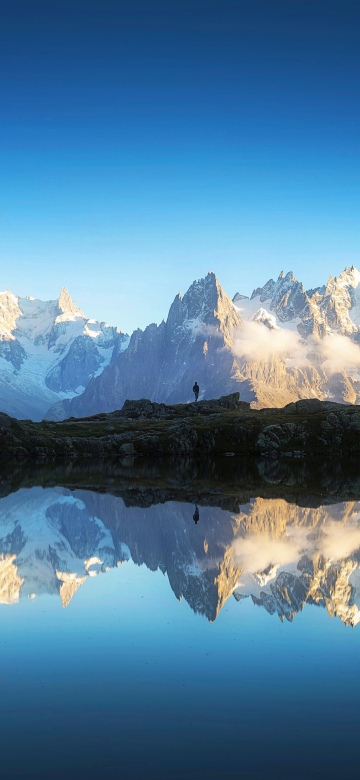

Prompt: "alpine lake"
[1,455,360,780]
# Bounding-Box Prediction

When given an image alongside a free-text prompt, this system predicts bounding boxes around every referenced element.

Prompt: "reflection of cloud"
[232,320,360,375]
[233,519,360,583]
[233,533,304,575]
[316,521,360,560]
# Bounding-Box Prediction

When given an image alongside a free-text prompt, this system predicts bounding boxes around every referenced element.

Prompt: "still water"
[0,479,360,779]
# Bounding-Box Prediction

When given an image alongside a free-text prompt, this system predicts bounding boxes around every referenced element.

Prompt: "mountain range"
[1,265,360,420]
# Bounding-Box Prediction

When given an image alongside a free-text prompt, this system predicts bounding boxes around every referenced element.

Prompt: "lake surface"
[0,477,360,779]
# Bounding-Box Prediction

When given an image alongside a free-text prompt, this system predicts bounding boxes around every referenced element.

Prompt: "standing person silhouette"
[193,382,199,402]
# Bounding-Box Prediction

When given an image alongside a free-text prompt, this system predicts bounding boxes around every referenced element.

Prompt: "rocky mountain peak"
[335,265,360,289]
[250,277,276,302]
[249,270,308,323]
[167,272,240,334]
[0,290,21,340]
[232,292,249,304]
[56,287,85,322]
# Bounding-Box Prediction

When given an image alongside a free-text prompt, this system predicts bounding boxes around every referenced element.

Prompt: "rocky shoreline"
[1,392,360,463]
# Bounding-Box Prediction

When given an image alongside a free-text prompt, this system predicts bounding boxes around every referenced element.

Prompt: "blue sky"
[0,0,359,332]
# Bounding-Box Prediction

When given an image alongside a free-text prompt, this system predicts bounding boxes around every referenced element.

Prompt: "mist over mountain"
[1,266,360,421]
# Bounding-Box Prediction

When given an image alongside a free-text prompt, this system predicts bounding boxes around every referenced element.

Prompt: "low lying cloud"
[232,321,360,375]
[232,321,309,366]
[317,333,360,375]
[194,322,224,340]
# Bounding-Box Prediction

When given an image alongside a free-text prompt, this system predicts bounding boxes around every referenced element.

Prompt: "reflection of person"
[193,505,199,524]
[193,382,199,402]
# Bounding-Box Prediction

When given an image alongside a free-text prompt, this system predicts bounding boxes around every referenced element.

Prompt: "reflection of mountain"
[0,488,121,607]
[233,498,360,626]
[1,487,360,625]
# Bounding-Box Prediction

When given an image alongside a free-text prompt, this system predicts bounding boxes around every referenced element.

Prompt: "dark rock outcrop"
[2,395,360,462]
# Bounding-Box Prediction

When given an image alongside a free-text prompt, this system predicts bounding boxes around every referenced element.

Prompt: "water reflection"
[1,484,360,625]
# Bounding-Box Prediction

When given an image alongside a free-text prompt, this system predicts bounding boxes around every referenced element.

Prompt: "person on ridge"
[193,505,200,524]
[193,382,199,402]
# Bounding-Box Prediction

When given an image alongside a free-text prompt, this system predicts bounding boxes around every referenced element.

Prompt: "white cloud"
[232,320,309,366]
[317,333,360,375]
[232,320,360,375]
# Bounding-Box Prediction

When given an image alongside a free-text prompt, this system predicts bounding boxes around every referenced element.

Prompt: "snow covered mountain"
[235,265,360,338]
[48,265,360,420]
[0,287,128,419]
[2,265,360,421]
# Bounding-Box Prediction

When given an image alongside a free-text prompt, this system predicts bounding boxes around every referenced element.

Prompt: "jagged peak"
[336,265,360,288]
[283,271,295,282]
[166,272,241,334]
[233,292,249,303]
[250,277,276,301]
[56,287,85,321]
[323,266,360,294]
[0,289,17,300]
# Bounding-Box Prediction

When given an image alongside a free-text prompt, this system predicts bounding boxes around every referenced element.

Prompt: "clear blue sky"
[0,0,359,332]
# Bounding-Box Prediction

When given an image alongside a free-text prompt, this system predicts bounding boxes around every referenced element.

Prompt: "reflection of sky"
[1,561,360,779]
[1,1,360,330]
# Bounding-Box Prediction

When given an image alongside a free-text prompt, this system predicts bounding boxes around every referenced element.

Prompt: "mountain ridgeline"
[1,266,360,421]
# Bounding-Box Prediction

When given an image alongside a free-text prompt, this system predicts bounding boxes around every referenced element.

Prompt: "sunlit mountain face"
[2,485,360,627]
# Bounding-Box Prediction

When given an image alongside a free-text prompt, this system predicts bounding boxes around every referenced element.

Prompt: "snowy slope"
[0,287,129,419]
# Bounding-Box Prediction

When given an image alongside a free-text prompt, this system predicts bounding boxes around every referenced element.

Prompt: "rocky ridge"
[1,393,360,463]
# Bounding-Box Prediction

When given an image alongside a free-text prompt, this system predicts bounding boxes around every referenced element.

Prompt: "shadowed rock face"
[1,482,360,626]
